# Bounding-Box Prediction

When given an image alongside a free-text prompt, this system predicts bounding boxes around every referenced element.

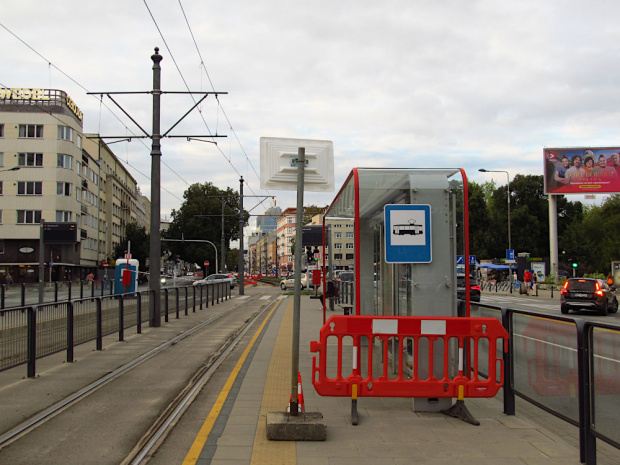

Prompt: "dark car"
[457,275,481,302]
[561,278,618,315]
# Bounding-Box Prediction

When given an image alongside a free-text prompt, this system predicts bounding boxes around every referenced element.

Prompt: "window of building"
[57,154,73,169]
[57,182,72,196]
[346,224,353,228]
[334,254,343,260]
[0,152,4,167]
[346,243,354,249]
[57,125,73,141]
[0,240,4,253]
[334,243,342,249]
[287,217,294,223]
[346,254,354,260]
[346,232,354,238]
[18,153,43,167]
[17,210,42,224]
[334,224,342,228]
[56,211,72,222]
[0,181,3,195]
[0,124,4,137]
[17,181,42,195]
[334,232,342,238]
[19,124,43,138]
[0,212,2,225]
[77,134,82,149]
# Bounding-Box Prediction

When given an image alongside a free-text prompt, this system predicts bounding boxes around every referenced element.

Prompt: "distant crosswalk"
[480,295,559,312]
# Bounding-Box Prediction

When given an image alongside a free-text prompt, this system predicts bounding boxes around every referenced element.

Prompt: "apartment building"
[0,88,145,283]
[310,213,355,271]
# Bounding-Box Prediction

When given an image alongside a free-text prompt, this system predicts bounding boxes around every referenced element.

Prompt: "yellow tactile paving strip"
[250,297,296,465]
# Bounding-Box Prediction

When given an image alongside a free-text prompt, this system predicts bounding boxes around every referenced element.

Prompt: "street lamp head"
[478,169,488,172]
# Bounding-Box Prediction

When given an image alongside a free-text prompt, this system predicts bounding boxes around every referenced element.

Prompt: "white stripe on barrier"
[421,320,446,335]
[372,319,398,334]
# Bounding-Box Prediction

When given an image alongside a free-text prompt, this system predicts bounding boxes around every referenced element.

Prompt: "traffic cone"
[287,372,305,413]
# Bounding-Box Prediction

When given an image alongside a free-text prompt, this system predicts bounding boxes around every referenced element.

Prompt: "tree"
[303,205,328,225]
[163,182,250,275]
[468,181,492,258]
[112,223,150,271]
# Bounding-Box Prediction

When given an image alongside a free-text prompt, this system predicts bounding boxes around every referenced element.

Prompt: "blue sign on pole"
[469,255,476,265]
[384,204,432,263]
[506,249,515,261]
[456,255,465,265]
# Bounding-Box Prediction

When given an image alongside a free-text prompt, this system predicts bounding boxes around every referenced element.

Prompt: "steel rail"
[0,297,256,448]
[126,296,282,465]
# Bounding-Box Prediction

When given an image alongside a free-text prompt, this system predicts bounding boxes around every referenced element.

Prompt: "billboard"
[544,147,620,195]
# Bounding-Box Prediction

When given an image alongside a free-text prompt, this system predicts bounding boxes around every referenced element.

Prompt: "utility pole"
[89,48,227,327]
[239,177,245,295]
[150,48,163,326]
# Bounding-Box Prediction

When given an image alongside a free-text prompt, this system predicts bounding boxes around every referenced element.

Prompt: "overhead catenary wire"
[1,15,270,215]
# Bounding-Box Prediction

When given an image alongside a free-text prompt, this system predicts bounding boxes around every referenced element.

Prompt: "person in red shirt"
[523,270,532,296]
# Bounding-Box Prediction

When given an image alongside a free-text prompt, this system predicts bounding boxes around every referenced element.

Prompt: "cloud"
[3,0,620,221]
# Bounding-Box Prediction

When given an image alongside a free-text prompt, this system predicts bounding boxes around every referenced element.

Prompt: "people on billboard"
[554,156,570,185]
[565,155,586,181]
[591,154,618,179]
[546,148,620,194]
[609,153,620,176]
[583,154,596,174]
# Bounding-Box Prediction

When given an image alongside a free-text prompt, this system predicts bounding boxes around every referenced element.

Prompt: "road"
[478,291,620,323]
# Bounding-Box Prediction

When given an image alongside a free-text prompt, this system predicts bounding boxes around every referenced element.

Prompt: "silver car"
[280,273,310,290]
[194,273,237,289]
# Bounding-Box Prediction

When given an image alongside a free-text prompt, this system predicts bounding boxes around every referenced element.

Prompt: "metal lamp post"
[479,169,512,291]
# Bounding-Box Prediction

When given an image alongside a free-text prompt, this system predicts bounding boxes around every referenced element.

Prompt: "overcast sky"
[3,1,619,230]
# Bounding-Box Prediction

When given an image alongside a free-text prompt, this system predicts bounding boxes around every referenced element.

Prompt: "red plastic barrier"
[243,274,259,286]
[310,315,508,399]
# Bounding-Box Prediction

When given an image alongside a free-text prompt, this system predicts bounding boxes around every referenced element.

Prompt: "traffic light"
[313,247,320,261]
[571,250,578,268]
[306,246,313,263]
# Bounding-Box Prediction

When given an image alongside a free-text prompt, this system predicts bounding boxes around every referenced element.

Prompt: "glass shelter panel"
[324,168,470,412]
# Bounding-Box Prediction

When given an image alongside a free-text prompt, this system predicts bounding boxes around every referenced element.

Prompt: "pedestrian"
[86,272,94,282]
[531,272,538,296]
[5,272,12,291]
[523,269,532,296]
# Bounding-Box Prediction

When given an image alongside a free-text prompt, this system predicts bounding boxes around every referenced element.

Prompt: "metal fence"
[474,303,620,465]
[0,281,230,378]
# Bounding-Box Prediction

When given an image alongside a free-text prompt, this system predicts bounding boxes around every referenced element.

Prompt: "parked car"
[337,271,354,283]
[457,275,481,302]
[193,273,237,289]
[280,273,310,290]
[561,278,618,315]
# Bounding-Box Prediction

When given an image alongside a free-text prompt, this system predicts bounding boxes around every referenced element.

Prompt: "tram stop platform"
[181,293,620,465]
[2,287,620,465]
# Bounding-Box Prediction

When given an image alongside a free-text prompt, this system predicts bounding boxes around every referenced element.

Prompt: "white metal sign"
[259,137,334,192]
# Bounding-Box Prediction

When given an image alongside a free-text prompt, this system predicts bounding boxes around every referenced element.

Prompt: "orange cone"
[288,372,305,413]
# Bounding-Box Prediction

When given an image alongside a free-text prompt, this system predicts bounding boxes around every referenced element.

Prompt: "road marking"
[182,298,282,464]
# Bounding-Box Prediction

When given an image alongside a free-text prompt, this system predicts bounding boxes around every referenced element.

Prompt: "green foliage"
[469,176,620,274]
[162,182,249,274]
[113,223,150,271]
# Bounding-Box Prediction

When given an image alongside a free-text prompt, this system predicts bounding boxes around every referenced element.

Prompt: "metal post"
[221,200,226,272]
[290,147,305,416]
[239,177,245,295]
[149,47,163,327]
[39,219,45,304]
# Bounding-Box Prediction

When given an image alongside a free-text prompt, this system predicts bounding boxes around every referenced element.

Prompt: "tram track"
[125,296,282,465]
[0,291,283,464]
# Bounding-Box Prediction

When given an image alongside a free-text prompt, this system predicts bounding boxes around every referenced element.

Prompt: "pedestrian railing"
[475,303,620,465]
[0,280,231,377]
